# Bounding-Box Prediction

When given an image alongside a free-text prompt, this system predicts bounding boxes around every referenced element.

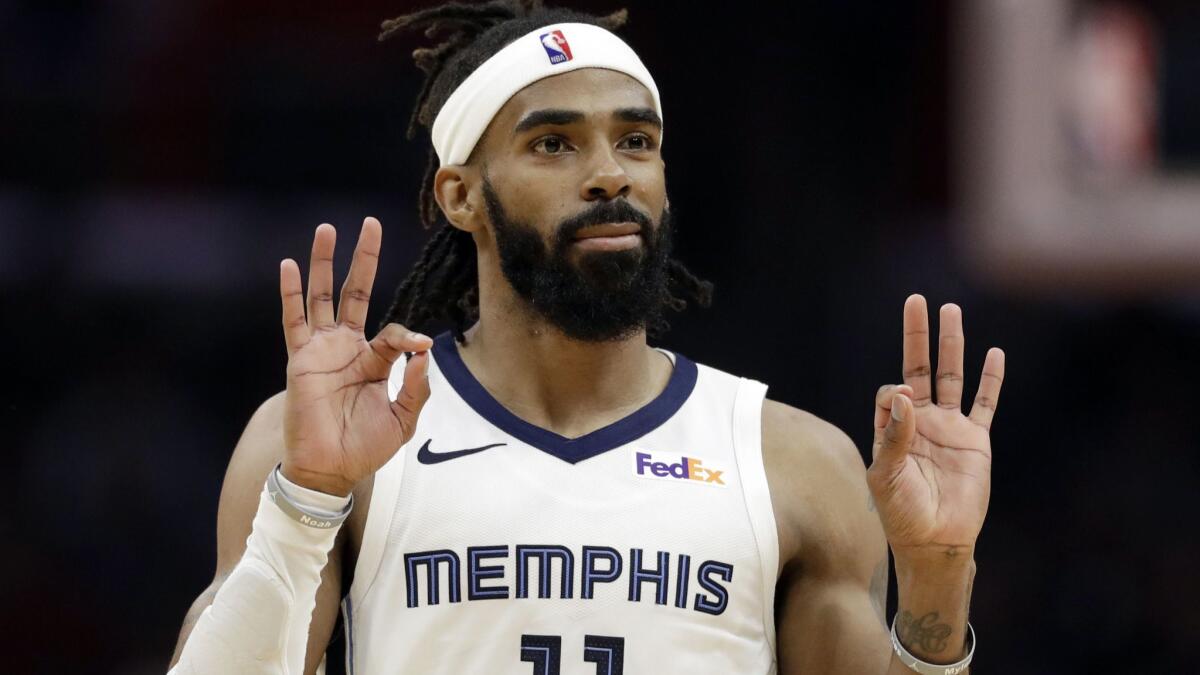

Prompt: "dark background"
[3,1,1199,673]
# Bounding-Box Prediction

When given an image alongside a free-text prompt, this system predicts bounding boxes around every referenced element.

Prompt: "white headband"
[431,22,663,167]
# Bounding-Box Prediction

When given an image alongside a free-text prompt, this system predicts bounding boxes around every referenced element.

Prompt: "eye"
[620,133,657,151]
[531,135,573,155]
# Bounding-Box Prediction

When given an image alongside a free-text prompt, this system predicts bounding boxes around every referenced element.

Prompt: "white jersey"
[341,332,779,674]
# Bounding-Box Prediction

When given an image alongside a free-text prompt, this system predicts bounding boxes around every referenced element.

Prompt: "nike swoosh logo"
[416,439,508,465]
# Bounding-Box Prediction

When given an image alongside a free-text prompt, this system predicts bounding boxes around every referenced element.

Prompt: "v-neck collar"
[431,331,698,464]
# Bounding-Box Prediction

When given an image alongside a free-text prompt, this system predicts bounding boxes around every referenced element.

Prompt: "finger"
[902,294,933,406]
[280,259,310,357]
[873,392,916,468]
[873,383,914,431]
[307,224,337,330]
[873,384,913,460]
[337,217,382,332]
[392,350,432,428]
[368,323,434,368]
[968,347,1006,430]
[935,303,965,410]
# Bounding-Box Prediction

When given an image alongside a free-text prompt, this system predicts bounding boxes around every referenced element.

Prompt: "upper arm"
[169,391,344,675]
[762,399,892,674]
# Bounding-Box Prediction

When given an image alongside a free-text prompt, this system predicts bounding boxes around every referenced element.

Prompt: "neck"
[456,266,674,439]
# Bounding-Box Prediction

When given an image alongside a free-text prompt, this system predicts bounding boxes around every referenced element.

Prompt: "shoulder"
[761,399,863,479]
[223,390,288,492]
[760,399,886,577]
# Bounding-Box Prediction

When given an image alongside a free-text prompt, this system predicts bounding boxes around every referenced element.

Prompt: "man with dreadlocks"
[170,2,1005,674]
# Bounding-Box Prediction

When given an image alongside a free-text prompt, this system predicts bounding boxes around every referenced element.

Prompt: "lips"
[573,221,642,240]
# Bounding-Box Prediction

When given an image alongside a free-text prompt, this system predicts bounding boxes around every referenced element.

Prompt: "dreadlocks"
[377,0,713,343]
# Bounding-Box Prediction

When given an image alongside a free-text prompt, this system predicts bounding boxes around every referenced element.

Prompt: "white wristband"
[275,466,352,516]
[890,616,975,675]
[267,463,353,529]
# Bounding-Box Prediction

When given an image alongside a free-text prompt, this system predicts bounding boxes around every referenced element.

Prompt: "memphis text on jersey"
[404,545,735,615]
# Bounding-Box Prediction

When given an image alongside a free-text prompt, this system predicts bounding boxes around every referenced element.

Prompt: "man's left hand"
[867,294,1005,562]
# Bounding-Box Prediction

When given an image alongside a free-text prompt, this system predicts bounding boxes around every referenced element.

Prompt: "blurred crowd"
[2,2,1198,673]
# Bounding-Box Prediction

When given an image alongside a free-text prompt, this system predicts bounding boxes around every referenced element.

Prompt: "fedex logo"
[633,451,726,487]
[539,30,573,65]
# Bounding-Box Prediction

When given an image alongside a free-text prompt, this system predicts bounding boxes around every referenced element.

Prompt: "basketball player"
[169,3,1004,674]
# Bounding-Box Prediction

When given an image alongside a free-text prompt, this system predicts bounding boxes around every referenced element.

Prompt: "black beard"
[482,174,673,342]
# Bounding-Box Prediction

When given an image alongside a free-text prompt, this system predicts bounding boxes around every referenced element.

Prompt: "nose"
[581,144,632,201]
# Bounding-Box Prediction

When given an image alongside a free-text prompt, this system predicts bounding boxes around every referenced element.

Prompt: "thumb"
[873,392,916,470]
[369,323,433,366]
[391,349,431,431]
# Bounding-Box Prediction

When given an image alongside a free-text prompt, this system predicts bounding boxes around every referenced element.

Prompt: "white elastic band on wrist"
[275,466,352,516]
[890,616,975,675]
[431,22,663,167]
[268,463,352,527]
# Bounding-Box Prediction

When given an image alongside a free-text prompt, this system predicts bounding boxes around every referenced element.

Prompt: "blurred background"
[3,0,1199,672]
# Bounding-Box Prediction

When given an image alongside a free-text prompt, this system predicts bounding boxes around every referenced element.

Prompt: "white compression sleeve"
[169,475,344,675]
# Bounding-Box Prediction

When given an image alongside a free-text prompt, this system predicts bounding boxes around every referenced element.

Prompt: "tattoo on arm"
[894,611,953,654]
[869,557,888,626]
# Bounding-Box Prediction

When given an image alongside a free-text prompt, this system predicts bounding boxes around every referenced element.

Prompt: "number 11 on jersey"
[520,634,625,675]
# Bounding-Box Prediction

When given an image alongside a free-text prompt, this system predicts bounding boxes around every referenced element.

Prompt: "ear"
[434,166,483,233]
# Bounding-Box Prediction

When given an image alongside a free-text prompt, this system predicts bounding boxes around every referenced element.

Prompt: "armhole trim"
[347,452,405,606]
[731,377,779,662]
[340,596,355,675]
[344,354,412,668]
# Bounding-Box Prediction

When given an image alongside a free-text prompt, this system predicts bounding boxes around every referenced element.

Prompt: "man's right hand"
[278,217,432,497]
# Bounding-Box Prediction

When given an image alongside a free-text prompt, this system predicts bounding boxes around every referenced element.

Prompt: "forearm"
[170,475,344,675]
[169,582,221,666]
[886,549,976,675]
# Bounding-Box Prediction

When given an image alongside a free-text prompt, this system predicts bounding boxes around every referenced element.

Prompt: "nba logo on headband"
[432,23,661,166]
[539,30,573,64]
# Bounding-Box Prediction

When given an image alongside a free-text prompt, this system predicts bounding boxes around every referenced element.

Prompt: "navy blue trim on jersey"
[343,596,355,675]
[431,331,698,464]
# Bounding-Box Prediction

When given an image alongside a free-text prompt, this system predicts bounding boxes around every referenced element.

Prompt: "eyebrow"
[512,107,663,137]
[613,107,662,130]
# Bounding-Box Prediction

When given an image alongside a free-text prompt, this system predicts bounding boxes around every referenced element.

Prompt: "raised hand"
[866,294,1005,558]
[278,218,432,496]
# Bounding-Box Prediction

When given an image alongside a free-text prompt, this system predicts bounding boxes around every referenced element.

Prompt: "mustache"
[555,199,655,242]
